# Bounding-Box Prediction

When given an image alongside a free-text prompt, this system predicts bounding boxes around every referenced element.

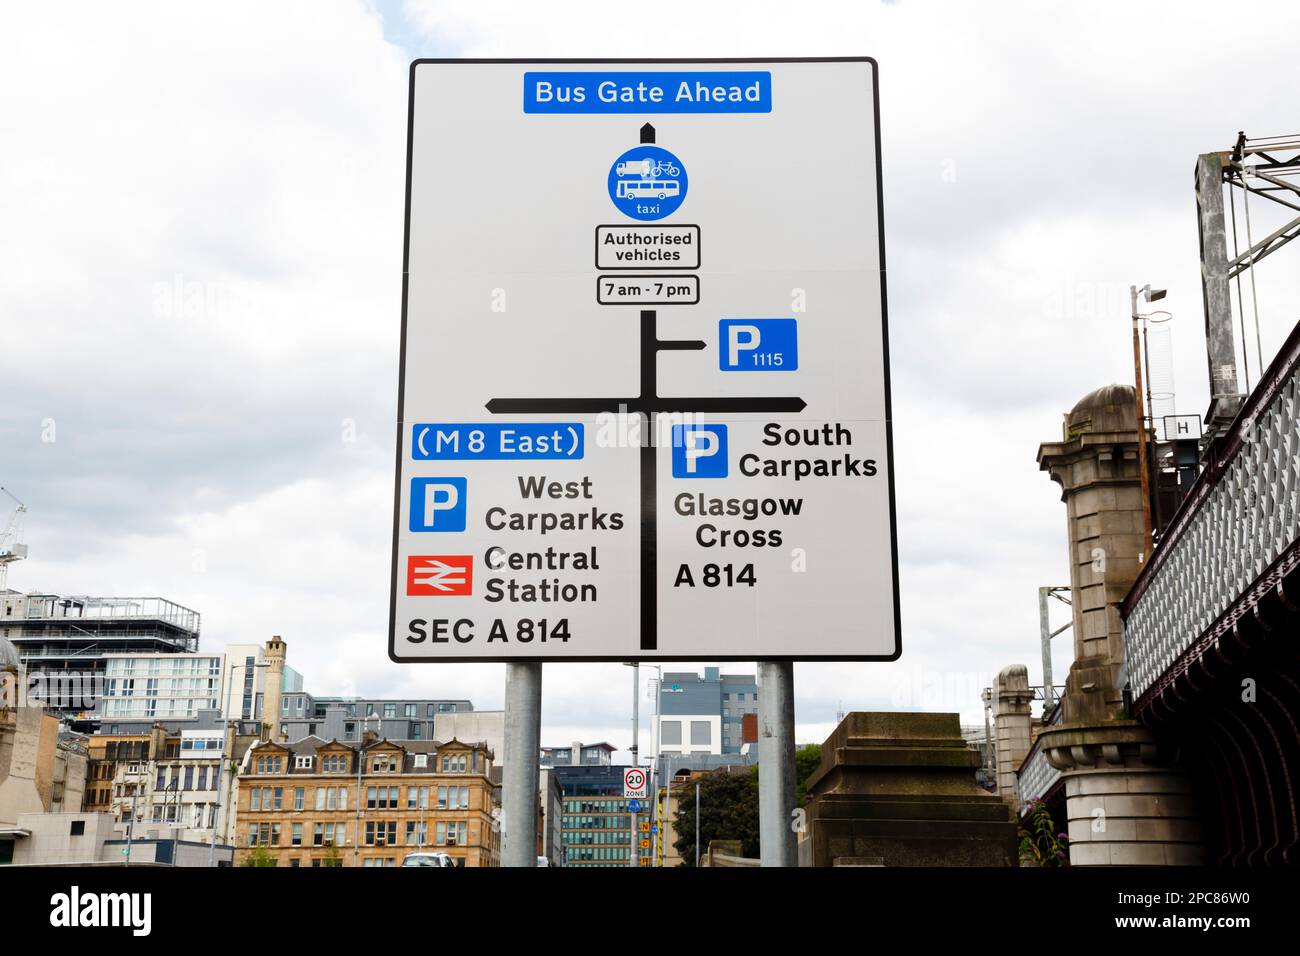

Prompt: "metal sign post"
[623,766,648,867]
[392,58,892,868]
[758,661,797,865]
[502,662,542,867]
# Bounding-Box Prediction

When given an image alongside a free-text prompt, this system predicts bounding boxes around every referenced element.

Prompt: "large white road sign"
[390,58,897,662]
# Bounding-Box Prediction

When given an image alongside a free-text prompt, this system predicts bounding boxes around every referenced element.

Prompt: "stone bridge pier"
[1035,385,1203,865]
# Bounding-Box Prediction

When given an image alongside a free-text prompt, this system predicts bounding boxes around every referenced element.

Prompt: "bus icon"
[616,179,680,201]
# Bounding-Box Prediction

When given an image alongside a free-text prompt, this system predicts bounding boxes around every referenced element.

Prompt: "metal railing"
[1123,321,1300,701]
[1016,705,1064,810]
[1016,741,1062,811]
[7,595,200,635]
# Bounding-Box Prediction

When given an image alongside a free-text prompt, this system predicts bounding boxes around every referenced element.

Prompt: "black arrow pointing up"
[640,123,655,144]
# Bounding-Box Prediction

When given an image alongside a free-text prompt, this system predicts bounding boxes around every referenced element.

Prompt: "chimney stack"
[262,636,286,743]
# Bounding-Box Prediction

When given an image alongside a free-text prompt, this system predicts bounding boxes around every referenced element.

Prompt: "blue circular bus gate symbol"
[608,145,688,221]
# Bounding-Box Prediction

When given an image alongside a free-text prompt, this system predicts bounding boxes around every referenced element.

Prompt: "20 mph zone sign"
[390,59,898,662]
[623,767,648,799]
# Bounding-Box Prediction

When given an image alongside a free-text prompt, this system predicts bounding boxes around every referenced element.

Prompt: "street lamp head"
[1142,285,1167,302]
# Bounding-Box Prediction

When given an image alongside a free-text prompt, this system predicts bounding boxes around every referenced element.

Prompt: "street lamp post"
[622,662,640,868]
[355,712,378,866]
[641,663,663,866]
[1131,283,1167,560]
[124,782,138,866]
[695,782,701,868]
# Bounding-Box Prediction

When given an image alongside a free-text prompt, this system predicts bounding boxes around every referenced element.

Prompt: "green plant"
[1018,799,1069,867]
[672,769,760,864]
[240,845,277,867]
[795,743,822,805]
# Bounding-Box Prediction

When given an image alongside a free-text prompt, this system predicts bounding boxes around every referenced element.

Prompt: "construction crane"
[0,486,28,593]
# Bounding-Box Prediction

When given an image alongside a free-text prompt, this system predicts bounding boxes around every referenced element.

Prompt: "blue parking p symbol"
[410,478,468,532]
[671,425,728,478]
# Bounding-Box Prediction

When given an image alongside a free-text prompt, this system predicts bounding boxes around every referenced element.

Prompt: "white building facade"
[98,653,224,722]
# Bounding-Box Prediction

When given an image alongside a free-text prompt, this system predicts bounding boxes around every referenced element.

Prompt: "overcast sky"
[4,1,1299,758]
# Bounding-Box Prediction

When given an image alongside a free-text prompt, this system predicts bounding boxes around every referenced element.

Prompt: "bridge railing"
[1123,320,1300,702]
[1016,706,1063,811]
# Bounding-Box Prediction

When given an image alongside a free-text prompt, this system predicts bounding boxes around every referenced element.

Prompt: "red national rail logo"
[406,555,473,596]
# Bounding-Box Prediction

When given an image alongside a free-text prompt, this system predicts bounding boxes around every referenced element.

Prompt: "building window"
[250,787,283,811]
[383,704,396,719]
[407,786,429,810]
[367,786,399,810]
[405,821,428,846]
[690,721,711,746]
[256,755,283,774]
[322,753,348,774]
[70,820,85,836]
[365,821,398,846]
[248,823,281,847]
[440,753,468,772]
[295,755,314,770]
[404,703,417,718]
[436,785,469,810]
[292,823,303,847]
[313,823,345,847]
[242,656,255,719]
[662,721,682,746]
[315,787,346,811]
[436,821,467,846]
[293,788,305,811]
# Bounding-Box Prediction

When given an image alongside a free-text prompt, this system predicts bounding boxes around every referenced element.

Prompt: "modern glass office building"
[552,765,652,867]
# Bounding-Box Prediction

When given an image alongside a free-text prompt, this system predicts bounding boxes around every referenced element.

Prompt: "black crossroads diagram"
[486,123,805,651]
[390,59,899,662]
